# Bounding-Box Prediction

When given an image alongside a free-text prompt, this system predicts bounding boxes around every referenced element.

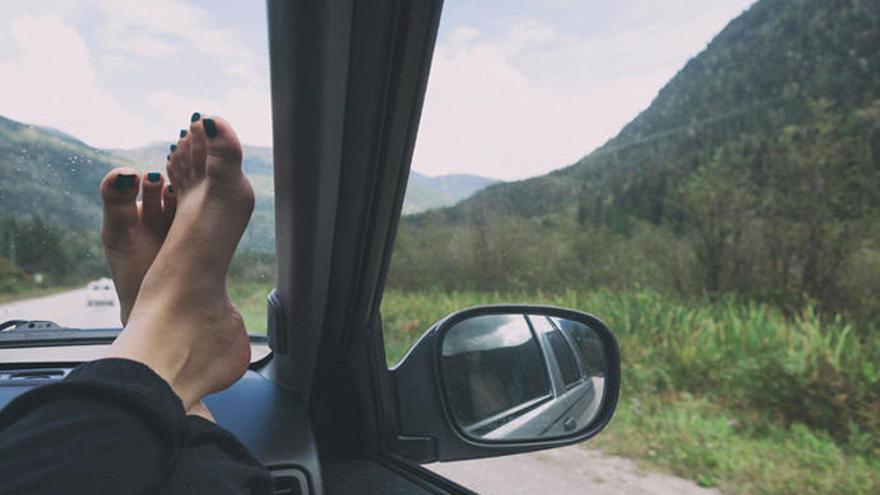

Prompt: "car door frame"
[263,0,465,493]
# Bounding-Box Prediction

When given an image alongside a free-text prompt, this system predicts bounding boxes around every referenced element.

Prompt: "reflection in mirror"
[441,313,607,442]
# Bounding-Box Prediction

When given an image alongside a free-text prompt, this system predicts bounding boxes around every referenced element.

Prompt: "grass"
[229,282,880,494]
[595,394,879,495]
[228,280,270,335]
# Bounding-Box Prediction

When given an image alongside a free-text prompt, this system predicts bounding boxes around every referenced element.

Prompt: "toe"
[198,116,243,180]
[169,139,190,188]
[100,168,140,234]
[166,151,182,189]
[178,129,202,178]
[142,172,165,228]
[202,117,242,160]
[189,115,209,175]
[162,184,177,229]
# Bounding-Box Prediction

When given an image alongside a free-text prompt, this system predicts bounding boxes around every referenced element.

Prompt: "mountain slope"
[434,0,880,225]
[109,143,274,177]
[1,116,499,254]
[390,0,880,319]
[0,116,128,228]
[403,172,499,214]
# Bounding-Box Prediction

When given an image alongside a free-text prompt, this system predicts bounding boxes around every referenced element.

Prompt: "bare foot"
[106,116,255,410]
[99,136,214,419]
[100,169,175,325]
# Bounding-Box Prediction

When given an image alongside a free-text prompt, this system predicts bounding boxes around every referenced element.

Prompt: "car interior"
[0,2,621,494]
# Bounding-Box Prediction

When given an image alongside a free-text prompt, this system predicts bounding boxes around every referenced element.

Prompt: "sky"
[0,0,756,181]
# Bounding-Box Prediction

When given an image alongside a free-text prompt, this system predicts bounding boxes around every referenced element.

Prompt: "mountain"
[428,0,880,225]
[111,145,497,215]
[109,143,274,177]
[403,172,499,214]
[1,116,498,256]
[390,0,880,318]
[0,115,126,229]
[108,143,277,251]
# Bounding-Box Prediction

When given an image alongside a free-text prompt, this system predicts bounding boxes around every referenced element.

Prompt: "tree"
[677,151,755,294]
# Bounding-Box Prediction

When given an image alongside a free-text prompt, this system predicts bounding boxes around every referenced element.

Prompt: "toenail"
[170,144,177,152]
[191,112,201,122]
[147,172,161,183]
[203,118,218,138]
[166,154,171,161]
[114,174,136,190]
[168,185,174,193]
[180,129,187,138]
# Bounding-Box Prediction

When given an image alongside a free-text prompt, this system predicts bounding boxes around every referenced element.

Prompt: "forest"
[389,100,880,323]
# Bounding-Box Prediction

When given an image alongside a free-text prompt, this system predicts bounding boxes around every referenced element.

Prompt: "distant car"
[85,279,115,306]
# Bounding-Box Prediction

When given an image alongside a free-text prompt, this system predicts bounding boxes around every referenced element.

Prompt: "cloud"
[450,26,480,44]
[0,14,149,148]
[147,86,272,147]
[94,0,272,145]
[411,21,672,181]
[0,2,272,148]
[109,31,178,59]
[96,0,264,86]
[412,1,757,181]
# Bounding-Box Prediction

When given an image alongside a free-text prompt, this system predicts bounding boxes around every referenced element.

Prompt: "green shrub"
[230,283,879,493]
[379,289,880,454]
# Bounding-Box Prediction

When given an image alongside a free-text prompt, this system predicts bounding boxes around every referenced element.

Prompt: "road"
[429,445,718,495]
[0,287,122,328]
[1,289,716,494]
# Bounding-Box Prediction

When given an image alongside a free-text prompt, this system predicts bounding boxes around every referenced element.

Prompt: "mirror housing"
[390,305,620,463]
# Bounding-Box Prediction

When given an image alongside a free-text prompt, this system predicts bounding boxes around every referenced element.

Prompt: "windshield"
[0,2,274,340]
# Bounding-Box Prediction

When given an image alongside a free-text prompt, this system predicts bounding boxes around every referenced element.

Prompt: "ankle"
[105,331,202,409]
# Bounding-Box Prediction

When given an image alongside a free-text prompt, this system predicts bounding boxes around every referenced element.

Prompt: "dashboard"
[0,345,320,495]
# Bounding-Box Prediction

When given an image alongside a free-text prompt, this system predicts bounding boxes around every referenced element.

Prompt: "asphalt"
[0,287,122,328]
[1,289,717,494]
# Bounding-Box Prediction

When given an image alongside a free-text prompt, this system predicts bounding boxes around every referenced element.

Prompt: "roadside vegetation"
[0,215,105,297]
[229,281,879,495]
[379,290,879,495]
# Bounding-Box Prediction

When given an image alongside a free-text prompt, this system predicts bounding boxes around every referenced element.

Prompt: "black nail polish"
[203,118,217,138]
[168,185,174,193]
[114,174,136,190]
[147,172,161,183]
[180,129,187,138]
[166,154,171,161]
[170,144,177,152]
[191,112,201,122]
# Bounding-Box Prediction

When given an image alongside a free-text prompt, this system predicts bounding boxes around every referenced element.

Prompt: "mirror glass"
[441,312,607,442]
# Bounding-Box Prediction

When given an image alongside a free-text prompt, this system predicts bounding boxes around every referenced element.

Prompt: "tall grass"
[380,289,880,494]
[382,289,879,450]
[230,283,880,493]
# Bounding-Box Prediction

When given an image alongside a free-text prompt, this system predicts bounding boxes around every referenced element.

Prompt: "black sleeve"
[158,416,274,494]
[0,358,272,495]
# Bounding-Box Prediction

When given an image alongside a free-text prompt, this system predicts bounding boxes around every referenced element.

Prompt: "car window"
[0,2,273,355]
[373,0,880,493]
[529,315,581,387]
[547,329,581,387]
[552,317,606,378]
[441,314,551,427]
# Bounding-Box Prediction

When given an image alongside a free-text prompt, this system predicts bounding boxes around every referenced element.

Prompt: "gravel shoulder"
[428,445,719,495]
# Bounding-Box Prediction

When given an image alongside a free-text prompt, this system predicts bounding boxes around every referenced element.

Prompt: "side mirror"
[390,305,620,463]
